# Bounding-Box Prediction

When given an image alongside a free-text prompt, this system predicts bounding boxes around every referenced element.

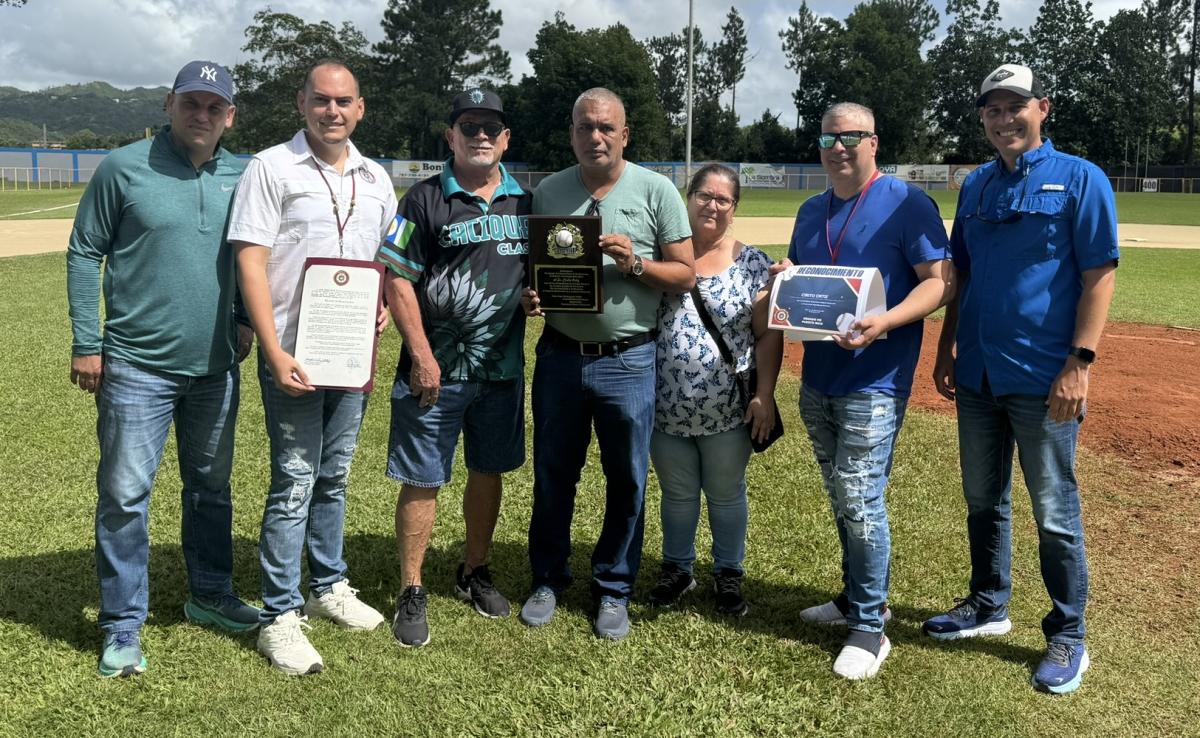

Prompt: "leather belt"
[542,325,657,357]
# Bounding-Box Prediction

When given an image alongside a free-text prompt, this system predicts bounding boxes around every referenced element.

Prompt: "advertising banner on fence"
[392,160,445,181]
[739,162,785,189]
[949,164,979,190]
[645,164,686,187]
[880,164,950,183]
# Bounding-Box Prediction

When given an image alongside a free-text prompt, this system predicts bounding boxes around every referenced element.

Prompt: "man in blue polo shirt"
[784,102,954,680]
[377,89,531,648]
[922,64,1118,696]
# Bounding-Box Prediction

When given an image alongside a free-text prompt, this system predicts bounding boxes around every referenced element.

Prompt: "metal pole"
[685,0,694,185]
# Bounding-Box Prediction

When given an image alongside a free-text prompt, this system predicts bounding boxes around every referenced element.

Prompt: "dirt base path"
[2,219,1198,258]
[783,321,1200,486]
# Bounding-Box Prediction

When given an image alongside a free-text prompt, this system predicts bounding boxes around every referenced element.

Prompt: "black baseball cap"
[173,60,235,104]
[448,88,505,124]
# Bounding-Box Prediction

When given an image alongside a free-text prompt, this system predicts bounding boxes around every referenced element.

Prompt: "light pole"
[685,0,694,185]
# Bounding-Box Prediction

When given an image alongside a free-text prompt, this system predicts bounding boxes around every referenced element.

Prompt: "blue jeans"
[650,427,751,574]
[94,355,239,634]
[799,385,907,633]
[528,338,656,605]
[955,380,1088,644]
[258,356,370,621]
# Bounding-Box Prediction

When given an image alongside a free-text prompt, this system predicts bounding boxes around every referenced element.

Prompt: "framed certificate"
[767,265,888,342]
[528,214,603,313]
[293,257,385,391]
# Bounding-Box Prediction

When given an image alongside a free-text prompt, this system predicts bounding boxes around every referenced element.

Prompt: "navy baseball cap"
[448,88,505,124]
[173,60,235,104]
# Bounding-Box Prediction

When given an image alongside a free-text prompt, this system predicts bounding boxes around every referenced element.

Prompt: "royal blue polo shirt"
[950,139,1119,397]
[788,175,950,398]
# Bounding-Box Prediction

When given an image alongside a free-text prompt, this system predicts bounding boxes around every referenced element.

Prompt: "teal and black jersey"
[377,160,531,382]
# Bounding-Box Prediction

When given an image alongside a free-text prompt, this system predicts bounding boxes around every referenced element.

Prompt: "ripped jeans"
[258,355,370,622]
[799,385,908,634]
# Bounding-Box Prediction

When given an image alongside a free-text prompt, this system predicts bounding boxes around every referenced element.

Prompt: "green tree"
[65,128,102,150]
[374,0,510,160]
[643,33,687,123]
[228,10,372,155]
[714,7,749,117]
[504,14,667,170]
[738,110,796,162]
[1024,0,1098,158]
[928,0,1019,162]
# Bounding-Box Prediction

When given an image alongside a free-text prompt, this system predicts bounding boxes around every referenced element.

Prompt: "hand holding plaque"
[528,214,603,313]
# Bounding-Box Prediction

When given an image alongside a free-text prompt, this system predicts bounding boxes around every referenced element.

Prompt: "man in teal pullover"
[66,61,260,678]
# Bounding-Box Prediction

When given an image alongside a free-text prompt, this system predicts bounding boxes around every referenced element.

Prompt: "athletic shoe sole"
[648,578,697,608]
[98,657,147,678]
[803,605,893,627]
[454,585,510,619]
[184,599,259,633]
[717,600,750,617]
[1033,650,1090,694]
[393,633,431,648]
[833,636,892,680]
[259,653,324,676]
[924,617,1012,641]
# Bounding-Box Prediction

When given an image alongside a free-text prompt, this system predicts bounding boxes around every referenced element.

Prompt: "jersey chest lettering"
[438,214,529,251]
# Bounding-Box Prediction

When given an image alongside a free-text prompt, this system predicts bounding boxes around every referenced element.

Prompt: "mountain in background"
[0,81,169,147]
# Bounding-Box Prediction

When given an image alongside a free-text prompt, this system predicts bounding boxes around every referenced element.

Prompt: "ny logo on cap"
[469,89,484,104]
[200,65,218,82]
[991,69,1014,82]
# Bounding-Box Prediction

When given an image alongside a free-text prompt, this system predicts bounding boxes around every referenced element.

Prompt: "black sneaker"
[392,585,430,647]
[713,568,749,617]
[647,562,697,607]
[454,563,511,618]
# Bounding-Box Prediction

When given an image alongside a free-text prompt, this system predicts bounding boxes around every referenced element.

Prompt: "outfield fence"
[0,167,93,190]
[1109,177,1199,194]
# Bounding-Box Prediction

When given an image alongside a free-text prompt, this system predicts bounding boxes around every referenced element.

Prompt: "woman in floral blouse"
[647,163,783,616]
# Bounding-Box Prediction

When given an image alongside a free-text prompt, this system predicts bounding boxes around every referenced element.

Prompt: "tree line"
[224,0,1199,168]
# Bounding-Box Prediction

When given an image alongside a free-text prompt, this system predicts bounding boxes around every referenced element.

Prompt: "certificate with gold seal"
[293,258,385,391]
[528,214,603,313]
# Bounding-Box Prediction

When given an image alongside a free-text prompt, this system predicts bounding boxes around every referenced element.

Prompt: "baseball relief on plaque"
[528,214,603,313]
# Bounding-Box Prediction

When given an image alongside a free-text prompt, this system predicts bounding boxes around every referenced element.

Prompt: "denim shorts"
[387,375,525,487]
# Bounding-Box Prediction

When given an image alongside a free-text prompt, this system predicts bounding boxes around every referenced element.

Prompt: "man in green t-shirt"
[66,60,259,678]
[519,88,694,640]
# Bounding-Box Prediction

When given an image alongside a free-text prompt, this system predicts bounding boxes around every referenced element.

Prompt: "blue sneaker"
[1032,643,1090,694]
[185,594,262,633]
[922,598,1012,641]
[593,599,630,641]
[98,630,146,678]
[520,586,558,627]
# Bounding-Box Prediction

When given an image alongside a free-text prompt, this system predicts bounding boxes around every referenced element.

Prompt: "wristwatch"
[1068,346,1096,364]
[629,254,645,277]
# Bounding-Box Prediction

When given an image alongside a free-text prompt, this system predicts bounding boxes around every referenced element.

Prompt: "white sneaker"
[304,580,385,631]
[833,635,891,680]
[799,599,893,627]
[257,611,323,676]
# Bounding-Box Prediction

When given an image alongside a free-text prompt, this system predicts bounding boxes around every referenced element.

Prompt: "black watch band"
[1068,346,1096,364]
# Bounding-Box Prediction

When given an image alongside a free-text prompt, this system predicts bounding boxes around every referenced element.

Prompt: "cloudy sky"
[0,0,1135,124]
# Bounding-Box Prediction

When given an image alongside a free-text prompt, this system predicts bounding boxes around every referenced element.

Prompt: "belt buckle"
[578,342,602,357]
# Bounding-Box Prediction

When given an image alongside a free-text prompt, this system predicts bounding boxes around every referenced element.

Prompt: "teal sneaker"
[185,594,262,633]
[98,630,146,678]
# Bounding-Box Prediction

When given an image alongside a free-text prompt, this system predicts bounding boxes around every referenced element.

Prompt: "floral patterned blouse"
[654,245,773,437]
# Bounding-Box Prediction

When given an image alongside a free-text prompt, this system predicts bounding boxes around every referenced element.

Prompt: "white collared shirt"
[228,130,398,353]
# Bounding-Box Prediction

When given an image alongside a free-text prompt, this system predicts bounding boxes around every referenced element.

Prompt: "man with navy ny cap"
[67,59,259,678]
[923,63,1118,695]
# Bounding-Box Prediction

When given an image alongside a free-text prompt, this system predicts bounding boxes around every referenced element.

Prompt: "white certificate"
[767,265,887,342]
[293,258,384,391]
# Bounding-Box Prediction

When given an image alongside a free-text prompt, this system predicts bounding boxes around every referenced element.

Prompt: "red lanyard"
[825,170,881,264]
[315,165,356,257]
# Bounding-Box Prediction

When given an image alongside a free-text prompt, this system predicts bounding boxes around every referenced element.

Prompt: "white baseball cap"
[976,64,1045,107]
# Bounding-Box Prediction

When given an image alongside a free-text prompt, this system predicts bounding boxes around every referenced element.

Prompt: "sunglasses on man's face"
[457,120,506,138]
[817,131,874,150]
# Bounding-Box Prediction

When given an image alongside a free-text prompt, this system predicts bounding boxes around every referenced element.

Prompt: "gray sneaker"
[185,593,261,633]
[593,600,630,641]
[519,586,557,627]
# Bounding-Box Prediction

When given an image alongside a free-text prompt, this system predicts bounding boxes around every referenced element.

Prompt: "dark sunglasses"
[817,131,874,149]
[457,120,506,138]
[972,169,1027,225]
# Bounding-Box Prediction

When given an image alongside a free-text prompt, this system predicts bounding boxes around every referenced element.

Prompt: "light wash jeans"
[799,384,907,633]
[95,355,239,634]
[528,338,656,606]
[650,427,751,574]
[257,355,369,622]
[955,380,1088,644]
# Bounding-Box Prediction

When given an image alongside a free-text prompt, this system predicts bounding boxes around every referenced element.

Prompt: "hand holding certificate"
[293,258,385,391]
[767,265,887,343]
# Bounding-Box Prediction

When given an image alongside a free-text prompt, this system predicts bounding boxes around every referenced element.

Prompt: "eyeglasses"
[692,191,736,210]
[817,131,874,150]
[457,120,506,138]
[971,169,1026,225]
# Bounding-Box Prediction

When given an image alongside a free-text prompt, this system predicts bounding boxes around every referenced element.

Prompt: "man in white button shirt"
[229,59,398,675]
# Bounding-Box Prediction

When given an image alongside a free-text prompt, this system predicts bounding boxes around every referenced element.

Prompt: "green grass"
[0,252,1197,736]
[0,188,83,219]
